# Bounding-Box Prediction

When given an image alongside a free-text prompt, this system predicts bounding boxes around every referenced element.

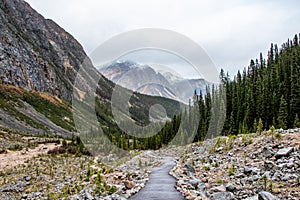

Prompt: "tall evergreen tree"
[278,96,288,129]
[293,114,300,128]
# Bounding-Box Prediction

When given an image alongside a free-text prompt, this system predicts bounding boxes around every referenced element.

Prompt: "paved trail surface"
[131,157,184,200]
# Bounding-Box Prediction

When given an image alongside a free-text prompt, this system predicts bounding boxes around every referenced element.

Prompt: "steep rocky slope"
[0,0,100,135]
[170,129,300,200]
[0,0,89,100]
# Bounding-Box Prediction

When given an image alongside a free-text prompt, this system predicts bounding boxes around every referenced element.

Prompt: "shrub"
[267,181,273,192]
[108,186,118,195]
[274,132,282,139]
[138,158,143,168]
[261,174,268,190]
[212,160,219,168]
[8,144,22,151]
[85,167,91,182]
[62,139,67,147]
[204,165,210,171]
[200,157,206,164]
[0,149,7,154]
[228,166,234,176]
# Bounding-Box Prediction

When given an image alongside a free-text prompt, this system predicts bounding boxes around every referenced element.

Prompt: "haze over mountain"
[99,60,208,103]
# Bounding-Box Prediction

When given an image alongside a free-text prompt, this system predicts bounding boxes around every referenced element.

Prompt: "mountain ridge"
[99,60,208,103]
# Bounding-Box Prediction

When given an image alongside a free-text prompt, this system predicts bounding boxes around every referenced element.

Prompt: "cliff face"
[0,0,94,101]
[0,0,112,134]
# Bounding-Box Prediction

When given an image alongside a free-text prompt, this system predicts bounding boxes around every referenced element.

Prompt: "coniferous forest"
[92,34,300,152]
[193,34,300,138]
[220,34,300,135]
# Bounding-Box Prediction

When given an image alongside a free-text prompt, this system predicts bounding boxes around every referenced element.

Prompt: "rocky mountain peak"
[99,60,208,103]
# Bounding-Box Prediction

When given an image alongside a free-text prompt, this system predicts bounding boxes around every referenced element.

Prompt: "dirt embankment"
[0,143,59,169]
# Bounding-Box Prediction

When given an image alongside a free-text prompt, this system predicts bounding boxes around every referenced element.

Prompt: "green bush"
[274,132,282,139]
[228,166,234,176]
[204,165,210,171]
[108,186,118,195]
[212,160,219,168]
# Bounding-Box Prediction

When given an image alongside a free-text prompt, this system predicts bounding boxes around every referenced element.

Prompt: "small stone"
[282,173,292,181]
[247,175,259,182]
[235,173,245,178]
[243,195,258,200]
[124,181,135,189]
[189,179,201,188]
[288,129,295,133]
[244,167,253,175]
[197,183,206,191]
[263,147,274,158]
[264,161,275,170]
[226,183,236,192]
[199,190,210,199]
[21,194,28,199]
[211,185,226,193]
[201,178,208,183]
[184,163,195,173]
[121,193,130,199]
[271,171,280,181]
[184,191,191,197]
[216,147,223,152]
[24,176,31,182]
[210,192,235,200]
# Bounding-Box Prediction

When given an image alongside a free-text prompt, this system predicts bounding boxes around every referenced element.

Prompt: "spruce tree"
[293,114,300,128]
[278,96,288,129]
[257,118,263,134]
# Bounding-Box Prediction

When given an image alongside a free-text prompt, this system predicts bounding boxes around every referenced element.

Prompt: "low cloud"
[26,0,300,77]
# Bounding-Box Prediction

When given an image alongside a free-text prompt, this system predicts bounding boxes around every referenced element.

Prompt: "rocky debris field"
[0,142,165,200]
[1,128,300,200]
[170,129,300,200]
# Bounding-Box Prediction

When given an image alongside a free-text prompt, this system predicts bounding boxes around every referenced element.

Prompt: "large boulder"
[275,147,294,158]
[258,191,279,200]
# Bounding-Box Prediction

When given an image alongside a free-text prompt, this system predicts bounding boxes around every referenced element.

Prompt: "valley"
[0,0,300,200]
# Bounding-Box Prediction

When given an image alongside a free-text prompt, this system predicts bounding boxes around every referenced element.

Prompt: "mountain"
[0,0,181,138]
[99,60,209,103]
[173,78,208,101]
[99,61,174,98]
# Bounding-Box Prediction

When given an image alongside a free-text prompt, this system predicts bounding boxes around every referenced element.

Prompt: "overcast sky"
[26,0,300,78]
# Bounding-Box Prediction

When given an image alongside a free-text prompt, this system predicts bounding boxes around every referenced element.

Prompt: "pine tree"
[293,114,300,128]
[290,61,300,123]
[253,119,257,133]
[257,118,263,134]
[278,96,288,129]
